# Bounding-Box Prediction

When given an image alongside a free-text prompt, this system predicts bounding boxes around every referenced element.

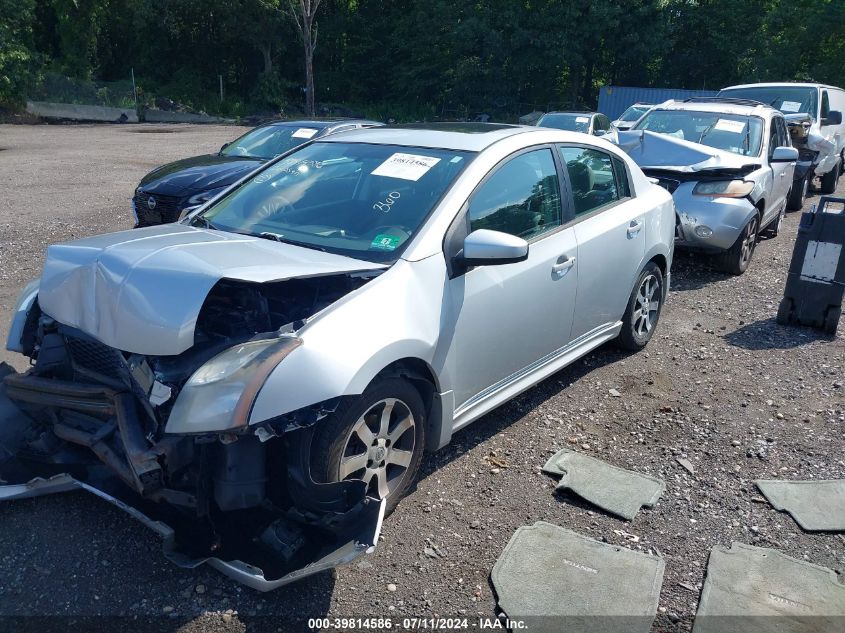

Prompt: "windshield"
[537,113,591,133]
[220,125,323,160]
[619,105,650,122]
[718,86,818,117]
[197,142,473,262]
[634,110,764,156]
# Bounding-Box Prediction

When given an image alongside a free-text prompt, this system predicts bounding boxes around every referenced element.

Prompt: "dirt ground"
[0,123,843,633]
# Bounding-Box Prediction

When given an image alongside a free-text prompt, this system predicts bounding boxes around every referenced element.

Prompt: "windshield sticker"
[575,116,590,123]
[371,234,402,250]
[372,153,441,181]
[780,100,802,113]
[714,118,746,134]
[291,128,318,139]
[373,191,401,213]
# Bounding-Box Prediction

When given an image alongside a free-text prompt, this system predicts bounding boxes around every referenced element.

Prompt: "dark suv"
[132,119,382,226]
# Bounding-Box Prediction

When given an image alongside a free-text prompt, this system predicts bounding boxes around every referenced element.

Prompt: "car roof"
[260,119,382,130]
[542,111,596,116]
[650,99,776,117]
[318,122,538,152]
[722,82,842,91]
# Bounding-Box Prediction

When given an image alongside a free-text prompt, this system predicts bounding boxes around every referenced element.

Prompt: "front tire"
[717,214,758,275]
[311,377,426,515]
[617,262,664,351]
[820,163,840,194]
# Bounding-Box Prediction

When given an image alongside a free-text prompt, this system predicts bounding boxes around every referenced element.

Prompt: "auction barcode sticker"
[372,153,441,181]
[291,128,318,139]
[780,101,802,113]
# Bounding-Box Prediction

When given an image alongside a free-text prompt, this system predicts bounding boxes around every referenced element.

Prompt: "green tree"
[0,0,37,108]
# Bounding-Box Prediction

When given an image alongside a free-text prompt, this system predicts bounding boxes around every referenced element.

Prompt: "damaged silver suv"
[618,98,799,274]
[0,124,674,589]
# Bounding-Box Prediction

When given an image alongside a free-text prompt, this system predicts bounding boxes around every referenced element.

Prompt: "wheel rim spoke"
[379,399,395,437]
[388,415,413,444]
[387,449,413,467]
[375,468,390,498]
[353,421,375,446]
[339,452,369,479]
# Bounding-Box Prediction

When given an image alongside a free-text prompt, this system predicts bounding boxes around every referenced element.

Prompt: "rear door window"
[557,146,620,216]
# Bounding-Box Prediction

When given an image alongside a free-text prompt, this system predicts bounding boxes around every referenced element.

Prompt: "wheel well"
[373,358,440,451]
[648,254,667,279]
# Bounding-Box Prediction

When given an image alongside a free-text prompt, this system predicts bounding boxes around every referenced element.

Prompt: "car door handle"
[552,256,576,276]
[627,220,643,237]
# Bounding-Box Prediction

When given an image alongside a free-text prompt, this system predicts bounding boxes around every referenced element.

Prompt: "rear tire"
[820,163,840,194]
[716,214,758,275]
[311,377,426,515]
[616,262,664,351]
[786,176,808,211]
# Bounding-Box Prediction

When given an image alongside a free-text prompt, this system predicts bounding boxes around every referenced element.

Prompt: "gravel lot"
[0,123,843,632]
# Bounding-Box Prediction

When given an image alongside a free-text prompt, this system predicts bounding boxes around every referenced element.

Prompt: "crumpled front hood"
[139,154,264,196]
[37,224,385,356]
[615,130,761,173]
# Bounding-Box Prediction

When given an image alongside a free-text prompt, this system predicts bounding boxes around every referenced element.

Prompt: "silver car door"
[772,116,794,210]
[447,147,578,410]
[558,145,646,339]
[767,118,790,217]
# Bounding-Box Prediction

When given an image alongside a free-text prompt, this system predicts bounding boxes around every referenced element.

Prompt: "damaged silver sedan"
[0,124,674,589]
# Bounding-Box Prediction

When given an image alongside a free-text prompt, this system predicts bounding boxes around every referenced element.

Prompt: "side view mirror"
[822,110,842,126]
[771,146,799,163]
[458,229,529,268]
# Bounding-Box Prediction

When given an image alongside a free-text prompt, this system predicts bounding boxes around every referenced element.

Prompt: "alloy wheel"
[633,273,660,337]
[740,217,758,268]
[338,398,416,499]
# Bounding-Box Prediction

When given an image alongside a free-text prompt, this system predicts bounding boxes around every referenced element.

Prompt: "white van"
[717,83,845,207]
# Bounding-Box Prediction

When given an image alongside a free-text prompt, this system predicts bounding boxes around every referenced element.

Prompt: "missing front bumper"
[0,474,384,591]
[0,369,385,591]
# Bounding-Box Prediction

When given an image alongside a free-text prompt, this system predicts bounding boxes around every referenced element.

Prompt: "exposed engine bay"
[0,271,385,590]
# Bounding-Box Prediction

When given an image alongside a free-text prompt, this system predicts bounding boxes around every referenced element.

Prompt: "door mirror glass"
[822,110,842,126]
[460,229,529,267]
[771,146,799,163]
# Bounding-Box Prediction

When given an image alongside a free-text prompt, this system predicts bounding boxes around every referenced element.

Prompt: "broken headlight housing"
[165,336,301,434]
[692,180,754,198]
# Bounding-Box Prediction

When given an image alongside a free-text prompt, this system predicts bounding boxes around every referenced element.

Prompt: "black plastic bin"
[776,196,845,334]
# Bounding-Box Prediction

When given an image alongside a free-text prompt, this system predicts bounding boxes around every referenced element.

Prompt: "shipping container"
[598,86,719,120]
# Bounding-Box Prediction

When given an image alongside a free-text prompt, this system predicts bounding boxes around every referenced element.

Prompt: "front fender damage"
[0,365,385,591]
